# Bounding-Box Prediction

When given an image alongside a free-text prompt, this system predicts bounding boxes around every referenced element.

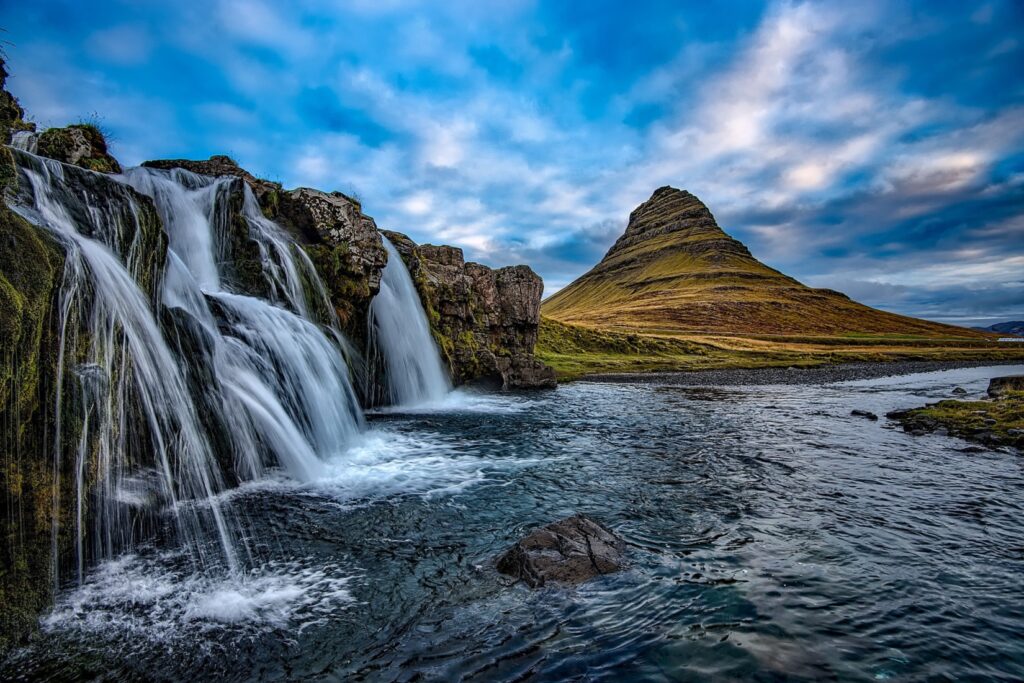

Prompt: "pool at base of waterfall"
[5,365,1024,682]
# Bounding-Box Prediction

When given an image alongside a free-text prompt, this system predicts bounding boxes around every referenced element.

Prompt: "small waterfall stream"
[369,237,452,406]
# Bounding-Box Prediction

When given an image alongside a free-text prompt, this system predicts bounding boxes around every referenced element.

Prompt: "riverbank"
[578,360,1024,386]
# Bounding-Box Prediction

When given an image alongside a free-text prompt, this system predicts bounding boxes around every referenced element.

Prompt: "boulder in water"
[851,409,878,420]
[497,515,626,587]
[988,376,1024,398]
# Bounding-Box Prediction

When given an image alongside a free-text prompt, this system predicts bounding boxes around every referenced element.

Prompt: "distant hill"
[543,187,985,338]
[980,321,1024,336]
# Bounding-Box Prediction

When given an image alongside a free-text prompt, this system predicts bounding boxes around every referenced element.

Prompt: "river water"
[5,364,1023,681]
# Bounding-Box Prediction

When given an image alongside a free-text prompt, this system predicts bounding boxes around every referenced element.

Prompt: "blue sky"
[5,0,1023,325]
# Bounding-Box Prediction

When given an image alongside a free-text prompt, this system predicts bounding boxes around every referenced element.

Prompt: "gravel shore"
[579,360,1024,387]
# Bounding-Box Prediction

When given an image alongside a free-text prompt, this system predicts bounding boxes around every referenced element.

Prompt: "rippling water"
[6,365,1024,681]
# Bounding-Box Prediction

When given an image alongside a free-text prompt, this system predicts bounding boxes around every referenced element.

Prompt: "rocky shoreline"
[580,360,1024,387]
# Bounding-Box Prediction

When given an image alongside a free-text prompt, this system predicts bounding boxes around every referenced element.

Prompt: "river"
[5,364,1023,681]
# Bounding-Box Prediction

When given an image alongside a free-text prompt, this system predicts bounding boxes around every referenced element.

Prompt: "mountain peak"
[543,187,981,338]
[606,186,725,259]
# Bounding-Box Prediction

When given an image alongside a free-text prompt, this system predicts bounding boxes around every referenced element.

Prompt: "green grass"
[890,391,1024,449]
[536,317,1024,381]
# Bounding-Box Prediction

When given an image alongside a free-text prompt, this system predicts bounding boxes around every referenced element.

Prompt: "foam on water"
[43,552,354,643]
[368,388,528,415]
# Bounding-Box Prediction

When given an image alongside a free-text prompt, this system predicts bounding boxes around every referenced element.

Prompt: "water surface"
[6,365,1024,682]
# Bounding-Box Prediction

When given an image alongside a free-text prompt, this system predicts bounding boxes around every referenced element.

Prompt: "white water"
[10,129,39,154]
[122,167,365,482]
[11,153,239,580]
[369,237,451,406]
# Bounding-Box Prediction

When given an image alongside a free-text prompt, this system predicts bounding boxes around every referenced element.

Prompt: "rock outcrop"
[383,231,556,389]
[36,124,121,174]
[277,188,388,331]
[988,375,1024,398]
[496,515,627,587]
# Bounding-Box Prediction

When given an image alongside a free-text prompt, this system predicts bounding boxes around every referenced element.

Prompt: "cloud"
[4,0,1023,320]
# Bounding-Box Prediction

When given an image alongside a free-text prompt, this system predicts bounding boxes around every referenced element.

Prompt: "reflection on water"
[5,365,1024,681]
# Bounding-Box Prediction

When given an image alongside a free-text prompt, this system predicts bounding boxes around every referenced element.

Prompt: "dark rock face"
[36,124,122,174]
[496,515,626,587]
[383,231,556,389]
[988,376,1024,398]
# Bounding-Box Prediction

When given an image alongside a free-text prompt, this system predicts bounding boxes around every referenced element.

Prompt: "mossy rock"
[0,207,67,654]
[37,124,122,174]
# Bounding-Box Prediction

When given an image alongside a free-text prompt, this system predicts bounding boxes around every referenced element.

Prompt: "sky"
[4,0,1023,326]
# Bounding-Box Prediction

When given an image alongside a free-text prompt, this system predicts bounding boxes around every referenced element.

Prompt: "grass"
[888,391,1024,449]
[536,317,1024,381]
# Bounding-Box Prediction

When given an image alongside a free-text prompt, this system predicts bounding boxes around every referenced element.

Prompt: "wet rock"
[497,515,626,587]
[951,387,967,396]
[851,409,878,420]
[988,375,1024,398]
[37,124,121,174]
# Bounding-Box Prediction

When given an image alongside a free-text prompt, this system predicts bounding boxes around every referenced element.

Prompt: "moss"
[0,207,66,653]
[260,189,280,219]
[302,242,373,339]
[36,125,122,175]
[890,391,1024,449]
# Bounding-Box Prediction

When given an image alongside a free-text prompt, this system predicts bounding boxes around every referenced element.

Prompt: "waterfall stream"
[369,237,452,407]
[8,150,384,586]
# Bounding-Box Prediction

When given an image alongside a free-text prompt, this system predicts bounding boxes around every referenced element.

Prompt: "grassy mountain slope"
[543,187,985,339]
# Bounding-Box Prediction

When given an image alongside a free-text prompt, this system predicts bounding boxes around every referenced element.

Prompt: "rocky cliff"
[140,156,553,389]
[383,231,556,389]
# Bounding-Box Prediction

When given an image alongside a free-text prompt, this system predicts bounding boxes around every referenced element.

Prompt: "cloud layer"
[6,0,1023,323]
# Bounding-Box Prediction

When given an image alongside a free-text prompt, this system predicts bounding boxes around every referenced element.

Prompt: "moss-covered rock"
[887,390,1024,450]
[0,58,34,194]
[0,206,67,654]
[36,124,122,174]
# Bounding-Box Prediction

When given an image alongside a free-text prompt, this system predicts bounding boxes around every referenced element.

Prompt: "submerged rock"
[851,409,878,420]
[496,515,626,587]
[988,376,1024,398]
[952,387,967,396]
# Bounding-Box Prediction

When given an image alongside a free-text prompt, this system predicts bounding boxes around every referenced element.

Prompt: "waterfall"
[368,236,451,406]
[11,130,39,154]
[8,149,366,585]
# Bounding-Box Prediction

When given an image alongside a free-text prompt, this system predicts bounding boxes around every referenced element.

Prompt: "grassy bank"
[536,317,1024,381]
[888,391,1024,450]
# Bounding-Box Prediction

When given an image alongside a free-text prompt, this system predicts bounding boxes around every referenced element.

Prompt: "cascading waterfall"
[11,151,240,581]
[8,148,367,587]
[368,236,452,406]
